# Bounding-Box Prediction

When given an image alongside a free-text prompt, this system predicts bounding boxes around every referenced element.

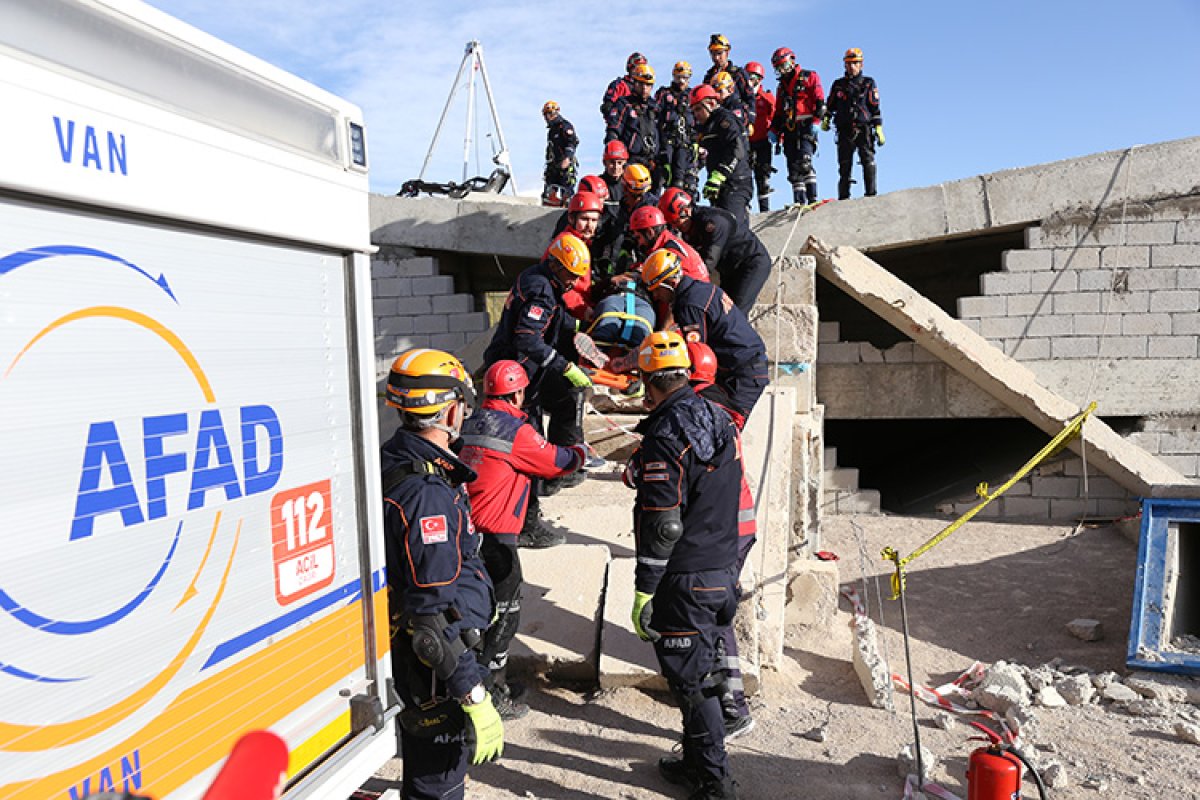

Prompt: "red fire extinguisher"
[965,721,1048,800]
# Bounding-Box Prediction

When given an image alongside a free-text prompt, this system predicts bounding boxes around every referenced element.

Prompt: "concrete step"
[824,446,837,466]
[822,488,882,515]
[824,466,860,492]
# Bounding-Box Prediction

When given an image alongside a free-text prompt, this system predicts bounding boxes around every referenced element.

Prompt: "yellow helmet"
[844,47,864,63]
[708,33,731,53]
[542,100,560,115]
[622,163,652,195]
[673,61,693,79]
[547,232,591,277]
[386,348,475,415]
[710,71,733,92]
[641,248,683,291]
[638,330,691,374]
[630,63,656,85]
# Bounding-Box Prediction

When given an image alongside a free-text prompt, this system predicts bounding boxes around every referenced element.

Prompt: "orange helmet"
[630,63,656,85]
[638,330,691,374]
[710,71,733,93]
[673,61,693,79]
[844,47,864,63]
[708,33,731,53]
[387,349,475,415]
[622,163,652,195]
[546,232,591,277]
[641,248,682,291]
[658,187,693,226]
[542,100,560,116]
[686,341,718,386]
[484,360,530,397]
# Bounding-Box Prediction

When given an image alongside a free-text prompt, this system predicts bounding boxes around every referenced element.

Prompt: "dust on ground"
[372,514,1200,798]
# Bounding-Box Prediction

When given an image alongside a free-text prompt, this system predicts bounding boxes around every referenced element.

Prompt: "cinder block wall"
[941,454,1138,521]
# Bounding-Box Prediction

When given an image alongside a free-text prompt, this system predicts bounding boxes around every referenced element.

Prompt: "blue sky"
[147,0,1200,204]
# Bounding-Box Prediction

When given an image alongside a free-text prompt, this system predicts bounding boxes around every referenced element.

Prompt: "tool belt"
[398,695,464,739]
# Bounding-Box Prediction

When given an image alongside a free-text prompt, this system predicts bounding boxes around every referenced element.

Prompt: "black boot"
[805,179,819,206]
[863,163,878,196]
[659,755,704,790]
[689,777,739,800]
[518,499,566,549]
[757,195,769,213]
[791,185,806,206]
[838,176,852,200]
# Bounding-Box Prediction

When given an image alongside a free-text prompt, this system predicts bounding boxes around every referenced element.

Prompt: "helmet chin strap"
[431,421,460,442]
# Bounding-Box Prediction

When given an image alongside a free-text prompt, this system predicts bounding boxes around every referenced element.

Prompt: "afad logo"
[0,244,283,788]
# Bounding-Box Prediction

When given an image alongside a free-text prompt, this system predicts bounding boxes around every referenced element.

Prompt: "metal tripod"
[417,40,516,194]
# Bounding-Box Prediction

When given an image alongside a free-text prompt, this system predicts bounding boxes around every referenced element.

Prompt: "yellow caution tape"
[883,402,1097,599]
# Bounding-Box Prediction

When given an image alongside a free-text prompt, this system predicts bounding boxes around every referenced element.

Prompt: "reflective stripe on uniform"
[460,434,514,454]
[637,555,670,567]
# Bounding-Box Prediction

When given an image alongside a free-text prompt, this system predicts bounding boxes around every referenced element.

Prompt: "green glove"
[563,362,592,388]
[875,125,885,146]
[702,171,727,201]
[463,693,505,765]
[662,163,672,186]
[631,590,659,641]
[820,116,830,132]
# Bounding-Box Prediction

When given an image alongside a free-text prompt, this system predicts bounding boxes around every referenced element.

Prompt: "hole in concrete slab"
[1166,522,1200,649]
[825,416,1138,515]
[817,228,1026,348]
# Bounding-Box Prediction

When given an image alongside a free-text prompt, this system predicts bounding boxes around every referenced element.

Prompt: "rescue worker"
[709,71,750,131]
[770,47,825,206]
[659,187,772,313]
[459,361,588,716]
[627,330,742,800]
[549,191,610,321]
[541,101,578,205]
[606,63,659,171]
[601,52,648,120]
[686,340,757,739]
[628,205,709,284]
[824,47,884,200]
[654,61,697,194]
[482,235,594,547]
[606,163,659,280]
[601,140,629,207]
[691,85,753,228]
[702,34,755,130]
[744,62,776,213]
[640,249,768,427]
[381,348,503,800]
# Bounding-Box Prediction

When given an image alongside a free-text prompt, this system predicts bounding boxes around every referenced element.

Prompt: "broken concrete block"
[1036,686,1068,708]
[801,725,828,742]
[933,711,955,730]
[1125,670,1200,704]
[1124,699,1170,717]
[1027,664,1056,692]
[1004,704,1039,742]
[972,661,1031,713]
[1066,618,1106,641]
[851,615,894,711]
[1043,762,1070,789]
[1054,674,1096,706]
[785,558,839,641]
[1175,721,1200,745]
[897,743,937,783]
[753,254,817,306]
[748,303,818,364]
[1091,670,1119,690]
[1101,682,1141,704]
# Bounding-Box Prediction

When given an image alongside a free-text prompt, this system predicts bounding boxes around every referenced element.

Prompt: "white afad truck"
[0,1,400,798]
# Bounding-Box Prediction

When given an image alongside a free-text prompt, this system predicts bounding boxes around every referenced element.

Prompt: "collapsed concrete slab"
[801,237,1192,497]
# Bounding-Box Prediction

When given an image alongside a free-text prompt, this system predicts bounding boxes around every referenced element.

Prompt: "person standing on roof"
[659,188,772,313]
[380,348,503,800]
[691,85,753,227]
[459,361,587,718]
[654,61,697,195]
[744,63,776,213]
[606,63,660,172]
[640,249,768,428]
[709,71,751,133]
[824,47,884,200]
[483,235,594,548]
[702,34,755,130]
[602,52,648,120]
[770,47,825,207]
[626,330,743,800]
[541,101,578,206]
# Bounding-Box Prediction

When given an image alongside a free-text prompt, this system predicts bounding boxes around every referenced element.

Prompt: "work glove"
[820,116,830,132]
[702,171,727,201]
[875,125,886,146]
[563,362,593,388]
[631,590,660,642]
[661,163,673,186]
[462,694,505,765]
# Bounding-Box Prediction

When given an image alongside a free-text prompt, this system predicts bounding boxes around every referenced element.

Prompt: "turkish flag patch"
[526,305,545,321]
[419,515,449,544]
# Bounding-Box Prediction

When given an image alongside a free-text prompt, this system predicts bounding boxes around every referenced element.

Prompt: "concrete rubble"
[851,614,894,711]
[1065,618,1106,641]
[972,661,1030,714]
[896,743,937,783]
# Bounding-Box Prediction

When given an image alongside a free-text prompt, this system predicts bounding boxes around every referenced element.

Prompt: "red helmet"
[568,191,604,214]
[603,140,629,162]
[771,47,796,69]
[687,341,718,386]
[484,360,530,397]
[629,205,666,232]
[626,52,648,73]
[745,61,765,80]
[690,84,720,107]
[659,187,694,226]
[578,174,609,200]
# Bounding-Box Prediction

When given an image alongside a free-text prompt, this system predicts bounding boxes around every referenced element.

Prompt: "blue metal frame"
[1127,498,1200,676]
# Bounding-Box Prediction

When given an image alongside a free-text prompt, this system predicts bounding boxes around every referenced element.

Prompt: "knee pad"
[799,155,814,177]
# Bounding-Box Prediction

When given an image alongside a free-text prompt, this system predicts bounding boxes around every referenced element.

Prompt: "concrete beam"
[370,194,556,259]
[802,237,1193,497]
